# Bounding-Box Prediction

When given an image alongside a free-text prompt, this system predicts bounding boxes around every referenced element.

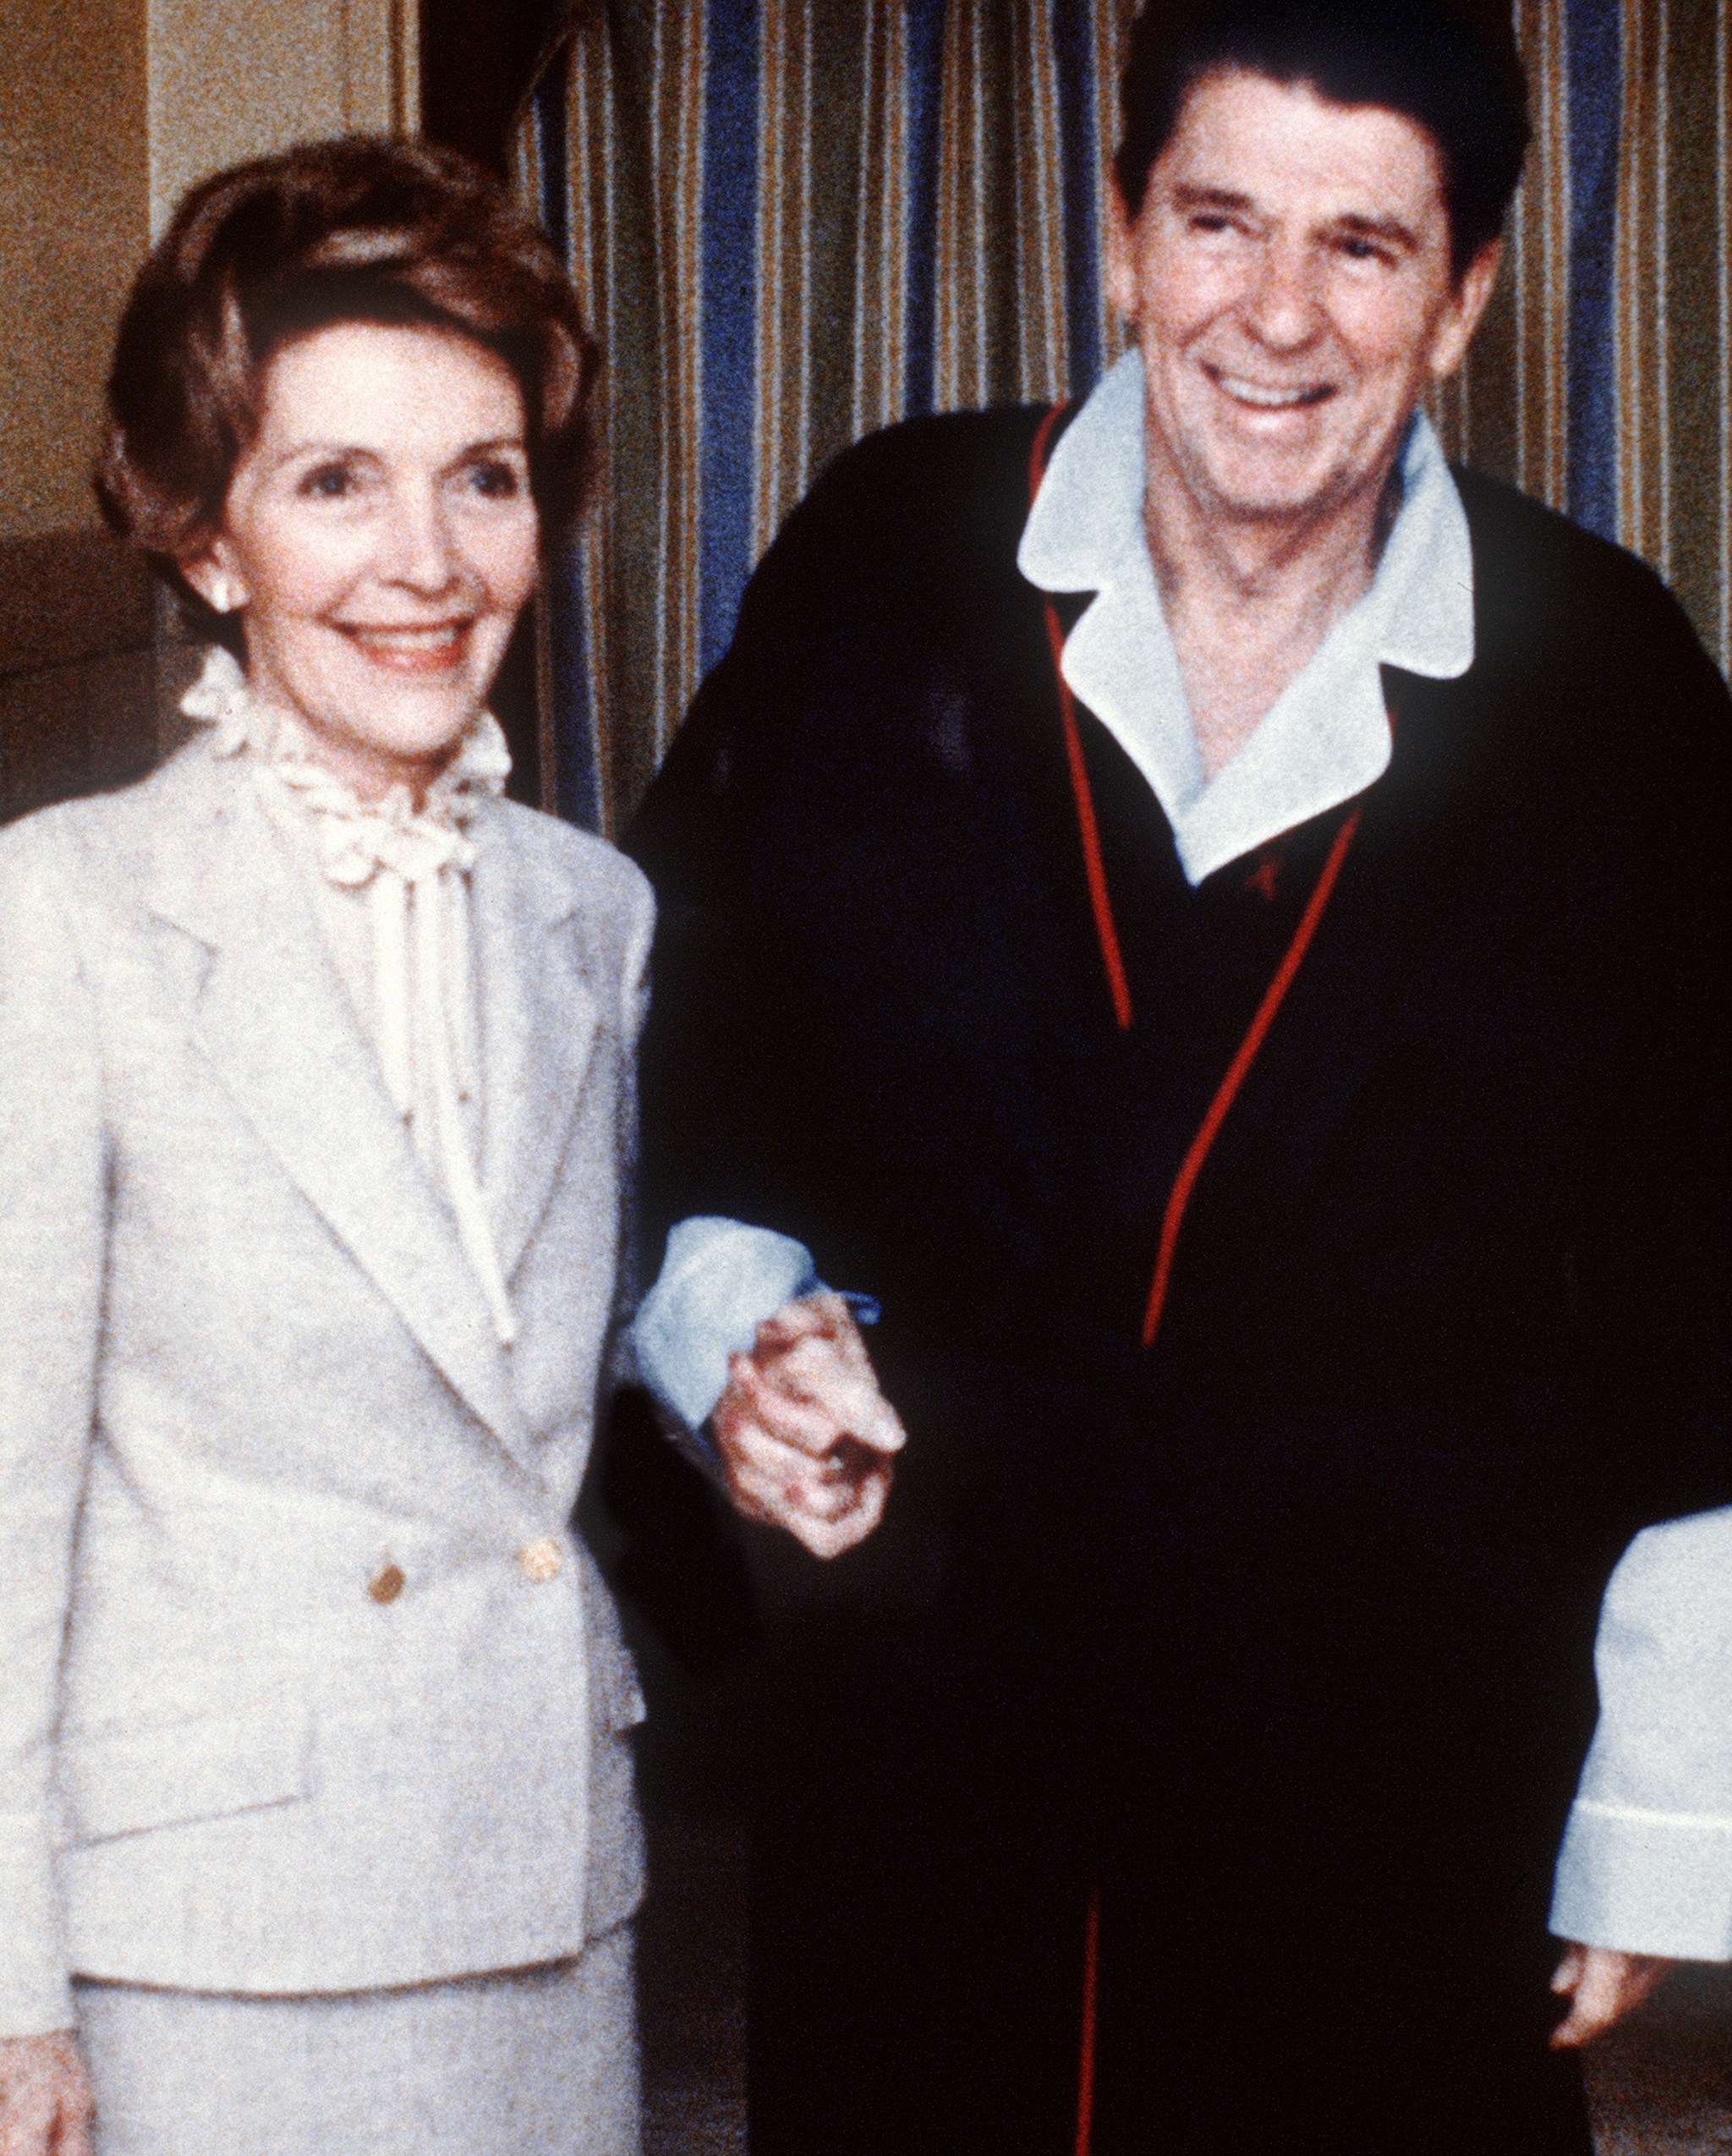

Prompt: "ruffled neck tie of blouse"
[182,646,519,1347]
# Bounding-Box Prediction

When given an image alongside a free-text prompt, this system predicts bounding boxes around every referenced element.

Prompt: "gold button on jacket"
[518,1537,562,1583]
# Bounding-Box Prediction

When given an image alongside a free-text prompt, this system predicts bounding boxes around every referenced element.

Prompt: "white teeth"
[1216,375,1318,409]
[349,624,465,651]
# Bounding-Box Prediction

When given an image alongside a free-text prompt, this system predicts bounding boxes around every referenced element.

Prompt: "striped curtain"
[517,0,1732,833]
[1435,0,1732,676]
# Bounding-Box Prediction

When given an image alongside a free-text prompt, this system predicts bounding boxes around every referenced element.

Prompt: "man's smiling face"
[1107,65,1499,538]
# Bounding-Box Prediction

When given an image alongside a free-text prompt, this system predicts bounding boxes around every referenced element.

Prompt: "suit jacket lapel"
[469,809,600,1284]
[144,755,534,1460]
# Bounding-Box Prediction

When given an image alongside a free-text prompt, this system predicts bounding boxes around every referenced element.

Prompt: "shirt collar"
[1016,348,1474,886]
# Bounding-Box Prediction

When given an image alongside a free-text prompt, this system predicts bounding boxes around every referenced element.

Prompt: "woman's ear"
[180,548,249,616]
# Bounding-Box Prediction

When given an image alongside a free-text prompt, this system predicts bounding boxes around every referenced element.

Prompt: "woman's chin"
[294,704,481,802]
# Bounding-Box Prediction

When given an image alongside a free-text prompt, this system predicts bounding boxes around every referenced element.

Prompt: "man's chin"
[1185,449,1374,530]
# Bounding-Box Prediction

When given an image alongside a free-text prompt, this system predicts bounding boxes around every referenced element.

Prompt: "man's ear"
[179,545,248,617]
[1103,173,1143,326]
[1428,238,1504,382]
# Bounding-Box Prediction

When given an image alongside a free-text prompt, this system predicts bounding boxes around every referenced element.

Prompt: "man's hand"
[1549,1942,1677,2048]
[712,1292,906,1559]
[0,2033,94,2156]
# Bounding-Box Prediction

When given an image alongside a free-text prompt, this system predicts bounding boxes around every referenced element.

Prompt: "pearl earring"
[206,575,239,614]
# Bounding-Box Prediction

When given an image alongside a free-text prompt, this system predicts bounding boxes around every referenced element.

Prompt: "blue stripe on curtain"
[699,0,761,676]
[903,0,947,416]
[1053,0,1104,398]
[1564,0,1621,541]
[544,530,602,827]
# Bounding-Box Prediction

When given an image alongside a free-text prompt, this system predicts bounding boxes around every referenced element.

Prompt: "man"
[627,3,1732,2149]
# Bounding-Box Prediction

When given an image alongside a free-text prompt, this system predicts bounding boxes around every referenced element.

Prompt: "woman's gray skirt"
[75,1926,637,2156]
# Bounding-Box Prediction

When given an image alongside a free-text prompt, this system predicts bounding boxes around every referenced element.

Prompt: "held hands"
[1550,1943,1678,2048]
[710,1296,1683,2027]
[0,2033,94,2156]
[712,1292,906,1559]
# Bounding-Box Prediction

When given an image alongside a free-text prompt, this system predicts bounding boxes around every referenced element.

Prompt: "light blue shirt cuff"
[629,1216,879,1448]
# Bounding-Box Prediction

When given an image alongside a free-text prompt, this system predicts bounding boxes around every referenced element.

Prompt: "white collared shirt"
[1016,348,1476,885]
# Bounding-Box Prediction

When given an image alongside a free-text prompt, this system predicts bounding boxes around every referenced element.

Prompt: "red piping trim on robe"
[1030,403,1134,1032]
[1138,805,1361,1347]
[1028,404,1367,2156]
[1027,403,1365,1349]
[1073,1881,1100,2156]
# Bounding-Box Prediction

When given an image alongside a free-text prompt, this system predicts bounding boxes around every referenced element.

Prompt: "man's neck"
[1145,458,1397,782]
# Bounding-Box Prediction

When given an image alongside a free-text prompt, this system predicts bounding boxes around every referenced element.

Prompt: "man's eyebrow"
[1168,183,1258,214]
[1165,184,1424,254]
[1331,211,1422,252]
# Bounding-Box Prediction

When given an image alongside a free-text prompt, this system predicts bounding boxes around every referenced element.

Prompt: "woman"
[0,138,650,2155]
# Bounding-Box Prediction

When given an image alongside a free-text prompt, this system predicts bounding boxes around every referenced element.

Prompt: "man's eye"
[1337,236,1392,265]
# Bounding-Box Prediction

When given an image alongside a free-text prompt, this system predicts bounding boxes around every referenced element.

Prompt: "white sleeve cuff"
[1548,1508,1732,1960]
[1550,1798,1732,1959]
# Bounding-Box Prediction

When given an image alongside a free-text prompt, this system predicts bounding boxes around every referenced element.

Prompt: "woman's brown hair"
[96,134,596,634]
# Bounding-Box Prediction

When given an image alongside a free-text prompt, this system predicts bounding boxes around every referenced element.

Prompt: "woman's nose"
[380,487,463,593]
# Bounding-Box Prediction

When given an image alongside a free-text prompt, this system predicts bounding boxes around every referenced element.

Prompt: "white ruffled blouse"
[181,645,519,1346]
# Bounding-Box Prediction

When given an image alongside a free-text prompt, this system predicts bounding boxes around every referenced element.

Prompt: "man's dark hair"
[1115,0,1531,277]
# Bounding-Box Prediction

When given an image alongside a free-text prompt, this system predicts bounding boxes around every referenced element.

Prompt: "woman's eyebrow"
[266,433,530,468]
[270,437,375,464]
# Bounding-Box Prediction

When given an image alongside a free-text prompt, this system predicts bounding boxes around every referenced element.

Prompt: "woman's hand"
[0,2033,94,2156]
[1549,1942,1678,2047]
[711,1292,906,1559]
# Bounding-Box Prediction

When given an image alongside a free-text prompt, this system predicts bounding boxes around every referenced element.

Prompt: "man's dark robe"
[626,405,1732,2156]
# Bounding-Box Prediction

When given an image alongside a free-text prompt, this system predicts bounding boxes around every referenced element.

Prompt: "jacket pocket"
[57,1698,313,1846]
[599,1656,648,1735]
[578,1547,648,1733]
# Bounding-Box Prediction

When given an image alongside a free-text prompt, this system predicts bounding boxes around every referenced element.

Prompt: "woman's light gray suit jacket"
[0,732,653,2033]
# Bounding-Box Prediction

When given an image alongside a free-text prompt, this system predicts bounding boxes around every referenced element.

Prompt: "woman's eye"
[464,459,525,500]
[297,462,358,501]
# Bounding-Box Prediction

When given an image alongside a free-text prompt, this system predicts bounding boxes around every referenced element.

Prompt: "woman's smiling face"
[187,321,540,801]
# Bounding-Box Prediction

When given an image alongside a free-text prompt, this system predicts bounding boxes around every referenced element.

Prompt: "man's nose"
[381,486,463,593]
[1241,239,1321,349]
